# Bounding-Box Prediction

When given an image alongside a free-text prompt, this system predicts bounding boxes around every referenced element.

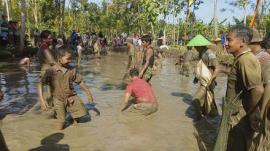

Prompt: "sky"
[67,0,256,24]
[194,0,253,24]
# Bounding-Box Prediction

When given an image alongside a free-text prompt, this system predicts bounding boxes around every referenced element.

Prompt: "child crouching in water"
[38,48,94,130]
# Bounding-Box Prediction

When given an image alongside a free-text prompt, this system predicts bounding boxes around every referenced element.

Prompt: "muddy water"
[0,53,227,151]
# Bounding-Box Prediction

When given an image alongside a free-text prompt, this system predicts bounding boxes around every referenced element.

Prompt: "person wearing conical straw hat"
[187,34,218,121]
[248,28,270,150]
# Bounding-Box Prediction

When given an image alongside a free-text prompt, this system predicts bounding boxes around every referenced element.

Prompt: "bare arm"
[37,82,48,111]
[44,49,55,65]
[139,48,153,78]
[120,93,131,111]
[79,81,93,103]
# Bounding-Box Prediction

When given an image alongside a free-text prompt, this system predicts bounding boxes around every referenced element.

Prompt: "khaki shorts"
[143,67,155,82]
[53,95,87,123]
[131,102,158,116]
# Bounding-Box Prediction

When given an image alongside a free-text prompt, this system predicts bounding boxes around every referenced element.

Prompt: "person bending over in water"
[121,68,158,116]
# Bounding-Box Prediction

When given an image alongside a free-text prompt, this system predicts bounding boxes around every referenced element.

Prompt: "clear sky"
[194,0,253,24]
[67,0,255,24]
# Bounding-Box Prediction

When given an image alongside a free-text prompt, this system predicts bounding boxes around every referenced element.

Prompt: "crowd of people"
[1,22,270,150]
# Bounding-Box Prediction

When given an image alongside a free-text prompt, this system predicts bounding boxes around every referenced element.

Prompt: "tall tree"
[214,0,218,38]
[19,0,26,51]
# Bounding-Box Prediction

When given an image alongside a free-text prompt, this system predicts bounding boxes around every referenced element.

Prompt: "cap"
[213,37,221,42]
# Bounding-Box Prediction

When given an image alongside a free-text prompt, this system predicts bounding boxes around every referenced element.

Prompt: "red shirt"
[126,78,156,103]
[40,42,49,50]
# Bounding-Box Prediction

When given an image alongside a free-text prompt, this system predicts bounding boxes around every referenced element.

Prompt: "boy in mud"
[38,48,94,130]
[139,35,155,82]
[123,37,138,82]
[37,30,55,109]
[121,68,158,116]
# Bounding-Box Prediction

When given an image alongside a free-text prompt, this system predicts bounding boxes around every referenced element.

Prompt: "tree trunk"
[33,0,38,29]
[8,0,12,20]
[150,22,155,44]
[4,0,10,21]
[59,0,65,35]
[19,0,26,51]
[177,18,180,45]
[244,6,247,25]
[214,0,218,38]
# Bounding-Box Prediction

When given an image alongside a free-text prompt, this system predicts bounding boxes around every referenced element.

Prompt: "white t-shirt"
[77,45,84,54]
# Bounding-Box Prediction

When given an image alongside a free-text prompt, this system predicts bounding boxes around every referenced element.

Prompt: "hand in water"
[87,94,94,104]
[86,103,100,116]
[41,105,48,111]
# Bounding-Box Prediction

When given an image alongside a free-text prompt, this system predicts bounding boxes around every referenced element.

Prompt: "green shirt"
[226,48,262,110]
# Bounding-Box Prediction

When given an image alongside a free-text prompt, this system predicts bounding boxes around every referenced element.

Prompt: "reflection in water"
[0,53,129,118]
[0,67,39,117]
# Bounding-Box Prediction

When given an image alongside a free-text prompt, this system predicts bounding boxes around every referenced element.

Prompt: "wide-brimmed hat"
[251,28,262,43]
[187,34,212,47]
[213,37,221,42]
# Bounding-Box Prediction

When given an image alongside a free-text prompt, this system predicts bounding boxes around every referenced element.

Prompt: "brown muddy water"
[0,52,227,151]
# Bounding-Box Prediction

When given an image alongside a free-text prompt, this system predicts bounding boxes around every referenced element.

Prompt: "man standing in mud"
[139,35,155,82]
[187,34,218,120]
[215,26,264,151]
[37,30,55,110]
[123,37,138,82]
[248,28,270,150]
[179,46,193,77]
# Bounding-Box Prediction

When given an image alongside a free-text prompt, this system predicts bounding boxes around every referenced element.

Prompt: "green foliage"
[1,0,250,44]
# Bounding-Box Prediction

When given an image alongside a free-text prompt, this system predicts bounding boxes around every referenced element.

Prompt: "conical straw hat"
[187,34,212,46]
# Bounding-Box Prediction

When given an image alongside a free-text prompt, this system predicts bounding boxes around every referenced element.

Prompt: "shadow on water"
[28,133,69,151]
[79,70,101,77]
[100,83,127,91]
[171,92,220,151]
